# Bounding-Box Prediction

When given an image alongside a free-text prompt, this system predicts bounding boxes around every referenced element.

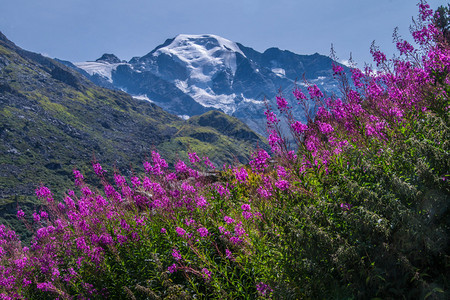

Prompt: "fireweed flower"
[370,48,387,67]
[307,84,324,99]
[175,160,188,173]
[396,40,414,56]
[418,2,433,21]
[168,263,177,273]
[16,210,25,219]
[277,166,288,179]
[131,176,141,188]
[32,212,41,223]
[275,180,290,191]
[35,185,53,202]
[214,183,230,197]
[257,187,272,198]
[291,121,308,135]
[332,63,344,75]
[40,211,48,219]
[340,203,353,211]
[225,248,233,259]
[249,149,270,172]
[224,216,235,224]
[318,122,334,134]
[203,156,215,169]
[268,131,281,153]
[197,227,209,238]
[264,109,279,126]
[176,227,186,237]
[172,249,182,261]
[241,204,251,211]
[256,282,273,296]
[181,182,196,194]
[202,268,212,281]
[114,174,127,188]
[196,196,209,208]
[235,167,248,183]
[242,211,253,220]
[188,152,201,164]
[276,95,289,111]
[293,88,307,102]
[92,163,104,176]
[234,222,246,237]
[161,228,167,234]
[73,169,84,186]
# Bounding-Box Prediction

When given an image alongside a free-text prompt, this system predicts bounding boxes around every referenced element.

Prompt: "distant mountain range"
[60,34,348,135]
[0,32,266,230]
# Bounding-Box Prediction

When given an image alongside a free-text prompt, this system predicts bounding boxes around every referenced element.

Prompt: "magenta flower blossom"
[307,84,324,99]
[293,88,307,101]
[188,152,201,164]
[277,165,288,179]
[291,121,308,135]
[225,248,233,259]
[92,163,104,176]
[264,109,279,126]
[172,249,182,261]
[168,263,177,273]
[234,222,246,237]
[241,204,251,211]
[276,95,289,111]
[257,187,272,198]
[176,227,186,237]
[332,63,344,75]
[131,176,141,188]
[318,122,334,134]
[202,268,212,281]
[275,180,290,191]
[396,40,414,55]
[371,49,387,66]
[256,282,273,296]
[35,186,53,202]
[224,216,235,224]
[268,131,281,153]
[242,211,253,220]
[37,282,56,292]
[340,203,353,211]
[32,212,41,223]
[235,167,248,183]
[203,156,215,169]
[161,227,167,234]
[197,227,209,238]
[73,169,84,186]
[114,173,127,188]
[196,196,209,208]
[249,149,270,172]
[175,160,188,173]
[16,210,25,219]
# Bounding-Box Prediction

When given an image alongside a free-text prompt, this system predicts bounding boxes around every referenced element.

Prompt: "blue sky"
[0,0,443,67]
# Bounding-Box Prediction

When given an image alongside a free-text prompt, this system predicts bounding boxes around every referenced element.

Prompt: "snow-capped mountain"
[71,34,347,135]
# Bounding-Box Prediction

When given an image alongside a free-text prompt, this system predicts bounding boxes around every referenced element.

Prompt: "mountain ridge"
[70,34,348,135]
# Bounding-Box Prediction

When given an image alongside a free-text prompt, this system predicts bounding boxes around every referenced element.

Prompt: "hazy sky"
[0,0,444,67]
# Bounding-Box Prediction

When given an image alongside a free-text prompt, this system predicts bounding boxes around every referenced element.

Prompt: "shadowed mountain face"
[69,34,348,135]
[0,32,266,230]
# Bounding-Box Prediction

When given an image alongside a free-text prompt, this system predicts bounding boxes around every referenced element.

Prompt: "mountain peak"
[154,34,246,58]
[96,53,122,64]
